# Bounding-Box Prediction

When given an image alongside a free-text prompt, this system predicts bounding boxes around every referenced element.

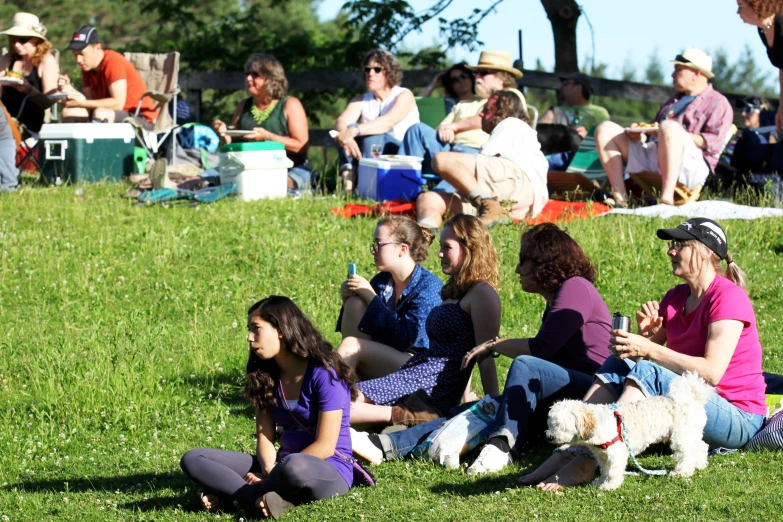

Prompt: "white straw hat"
[670,47,714,79]
[1,13,48,42]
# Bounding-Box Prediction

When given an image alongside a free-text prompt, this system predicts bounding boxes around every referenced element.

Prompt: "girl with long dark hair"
[181,296,357,518]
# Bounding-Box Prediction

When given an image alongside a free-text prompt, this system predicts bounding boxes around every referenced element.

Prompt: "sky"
[316,0,778,87]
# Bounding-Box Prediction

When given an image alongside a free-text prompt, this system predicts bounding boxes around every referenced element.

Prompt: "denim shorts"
[288,164,312,192]
[595,357,764,450]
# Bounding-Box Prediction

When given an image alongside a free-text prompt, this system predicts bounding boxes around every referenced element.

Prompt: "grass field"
[1,184,782,521]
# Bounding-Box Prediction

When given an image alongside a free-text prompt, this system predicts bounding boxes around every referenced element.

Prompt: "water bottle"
[612,312,630,333]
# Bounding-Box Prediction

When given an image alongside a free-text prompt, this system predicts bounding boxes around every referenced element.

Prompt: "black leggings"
[180,449,350,510]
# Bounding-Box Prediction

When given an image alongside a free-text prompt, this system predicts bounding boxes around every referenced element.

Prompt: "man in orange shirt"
[57,25,158,129]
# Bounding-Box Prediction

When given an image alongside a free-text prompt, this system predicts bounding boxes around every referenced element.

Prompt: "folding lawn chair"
[123,51,181,165]
[547,128,608,200]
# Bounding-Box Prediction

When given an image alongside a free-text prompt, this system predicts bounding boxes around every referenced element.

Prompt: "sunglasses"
[245,71,263,79]
[474,69,494,78]
[364,66,384,74]
[667,240,686,251]
[449,73,469,82]
[370,240,403,254]
[11,36,34,44]
[742,107,761,115]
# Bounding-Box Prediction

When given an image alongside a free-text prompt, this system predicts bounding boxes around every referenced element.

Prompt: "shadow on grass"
[2,473,205,514]
[773,244,783,256]
[429,473,522,497]
[194,371,254,417]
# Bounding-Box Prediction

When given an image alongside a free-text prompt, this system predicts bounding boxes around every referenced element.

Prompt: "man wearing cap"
[595,47,733,206]
[56,25,158,128]
[537,72,610,169]
[539,72,610,138]
[398,50,527,173]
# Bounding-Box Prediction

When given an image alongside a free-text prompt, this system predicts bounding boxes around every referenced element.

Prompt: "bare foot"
[254,497,270,517]
[519,451,573,485]
[199,491,220,511]
[536,455,598,492]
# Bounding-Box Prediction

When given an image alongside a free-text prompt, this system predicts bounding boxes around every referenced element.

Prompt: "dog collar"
[594,409,624,450]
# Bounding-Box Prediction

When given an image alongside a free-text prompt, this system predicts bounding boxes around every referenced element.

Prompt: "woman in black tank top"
[0,13,60,132]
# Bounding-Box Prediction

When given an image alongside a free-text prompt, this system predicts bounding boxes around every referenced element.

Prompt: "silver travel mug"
[612,312,630,333]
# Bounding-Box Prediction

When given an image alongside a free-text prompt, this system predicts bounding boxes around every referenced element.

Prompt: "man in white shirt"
[416,91,549,228]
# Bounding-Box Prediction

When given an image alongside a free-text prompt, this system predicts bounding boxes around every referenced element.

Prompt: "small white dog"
[546,371,713,490]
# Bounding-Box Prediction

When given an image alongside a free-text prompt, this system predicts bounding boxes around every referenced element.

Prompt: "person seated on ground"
[351,224,611,469]
[537,72,610,170]
[0,13,59,134]
[595,47,733,207]
[0,102,19,192]
[524,218,766,492]
[213,54,311,196]
[336,215,443,381]
[415,90,548,230]
[56,25,158,129]
[348,214,500,428]
[398,63,489,173]
[418,63,476,115]
[333,49,420,192]
[181,296,358,518]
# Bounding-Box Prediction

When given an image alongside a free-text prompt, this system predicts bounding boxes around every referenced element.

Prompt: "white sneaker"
[350,428,383,466]
[467,444,512,476]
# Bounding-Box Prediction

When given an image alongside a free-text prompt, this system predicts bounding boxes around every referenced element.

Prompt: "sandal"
[262,492,295,519]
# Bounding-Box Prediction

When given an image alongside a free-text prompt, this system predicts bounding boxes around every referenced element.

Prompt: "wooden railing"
[180,69,752,148]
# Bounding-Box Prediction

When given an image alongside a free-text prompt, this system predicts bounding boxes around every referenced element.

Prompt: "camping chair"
[123,51,180,165]
[628,124,738,206]
[547,127,608,200]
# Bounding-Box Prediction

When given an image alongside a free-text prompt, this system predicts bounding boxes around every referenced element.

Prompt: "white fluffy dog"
[546,371,713,490]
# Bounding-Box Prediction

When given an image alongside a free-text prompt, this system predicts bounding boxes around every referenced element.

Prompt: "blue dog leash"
[607,404,667,476]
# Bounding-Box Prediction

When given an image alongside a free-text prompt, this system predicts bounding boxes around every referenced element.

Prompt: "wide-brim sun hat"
[0,13,47,42]
[670,47,714,79]
[466,50,523,79]
[656,217,728,260]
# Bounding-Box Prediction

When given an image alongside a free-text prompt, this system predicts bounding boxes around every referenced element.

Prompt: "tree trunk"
[540,0,581,73]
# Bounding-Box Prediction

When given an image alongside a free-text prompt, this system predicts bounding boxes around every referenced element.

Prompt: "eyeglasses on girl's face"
[370,240,403,254]
[449,73,469,82]
[364,66,384,74]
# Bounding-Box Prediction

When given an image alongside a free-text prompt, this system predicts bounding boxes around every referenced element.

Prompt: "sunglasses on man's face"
[474,70,494,78]
[364,66,384,74]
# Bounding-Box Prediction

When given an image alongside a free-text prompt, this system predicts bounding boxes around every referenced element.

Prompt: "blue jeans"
[381,356,593,458]
[288,164,312,193]
[596,357,764,450]
[338,133,401,171]
[488,356,594,454]
[0,139,19,191]
[398,123,480,173]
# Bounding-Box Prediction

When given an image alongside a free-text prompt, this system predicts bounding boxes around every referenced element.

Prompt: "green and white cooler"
[218,142,293,201]
[38,123,135,184]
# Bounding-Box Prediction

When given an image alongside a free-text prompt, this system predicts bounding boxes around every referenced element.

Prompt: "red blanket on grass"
[330,200,611,224]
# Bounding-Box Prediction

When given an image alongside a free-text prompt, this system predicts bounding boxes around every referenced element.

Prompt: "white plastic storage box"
[219,142,293,201]
[357,158,424,202]
[38,123,135,184]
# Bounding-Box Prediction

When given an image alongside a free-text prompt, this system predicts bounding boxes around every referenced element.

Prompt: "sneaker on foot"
[350,428,383,466]
[467,444,512,476]
[472,196,509,228]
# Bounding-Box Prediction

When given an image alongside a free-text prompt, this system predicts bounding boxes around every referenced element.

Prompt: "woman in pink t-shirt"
[522,217,766,492]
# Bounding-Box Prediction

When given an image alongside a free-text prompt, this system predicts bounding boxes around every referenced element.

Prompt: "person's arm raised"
[66,79,127,110]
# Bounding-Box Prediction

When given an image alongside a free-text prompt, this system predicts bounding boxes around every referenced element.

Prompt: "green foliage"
[0,186,781,521]
[711,45,777,97]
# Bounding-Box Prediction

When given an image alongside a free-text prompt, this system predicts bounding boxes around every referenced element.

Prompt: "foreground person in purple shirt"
[595,47,733,206]
[458,223,611,474]
[181,296,357,518]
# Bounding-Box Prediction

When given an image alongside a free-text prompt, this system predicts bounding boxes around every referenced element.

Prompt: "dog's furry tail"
[667,371,713,405]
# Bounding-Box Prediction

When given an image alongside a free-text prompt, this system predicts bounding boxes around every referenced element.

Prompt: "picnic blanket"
[608,201,783,220]
[330,200,611,224]
[138,184,237,205]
